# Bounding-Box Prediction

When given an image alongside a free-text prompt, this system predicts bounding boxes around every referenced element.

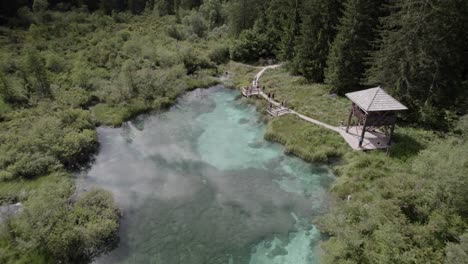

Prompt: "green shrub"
[4,176,120,264]
[44,52,67,73]
[209,45,230,64]
[0,96,11,120]
[183,12,208,38]
[166,24,187,41]
[230,28,274,62]
[0,106,98,180]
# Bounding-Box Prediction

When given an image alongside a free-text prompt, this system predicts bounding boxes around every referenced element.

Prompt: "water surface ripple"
[78,86,334,264]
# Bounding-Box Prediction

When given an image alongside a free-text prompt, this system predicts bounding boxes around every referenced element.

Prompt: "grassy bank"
[228,63,468,264]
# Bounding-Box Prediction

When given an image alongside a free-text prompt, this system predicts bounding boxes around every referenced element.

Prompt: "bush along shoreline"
[0,5,229,263]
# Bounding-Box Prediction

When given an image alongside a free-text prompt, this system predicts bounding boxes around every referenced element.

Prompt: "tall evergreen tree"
[267,0,302,61]
[366,0,468,127]
[292,0,342,82]
[227,0,264,36]
[325,0,383,94]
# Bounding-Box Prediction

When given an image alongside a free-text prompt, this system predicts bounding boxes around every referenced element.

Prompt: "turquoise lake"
[77,86,334,264]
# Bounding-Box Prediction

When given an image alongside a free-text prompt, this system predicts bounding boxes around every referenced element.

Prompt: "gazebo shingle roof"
[345,87,408,112]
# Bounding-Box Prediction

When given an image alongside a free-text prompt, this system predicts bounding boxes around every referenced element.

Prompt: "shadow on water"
[77,86,334,264]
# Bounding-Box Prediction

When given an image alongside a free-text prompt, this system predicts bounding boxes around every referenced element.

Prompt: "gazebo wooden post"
[346,104,354,133]
[387,122,396,146]
[359,115,367,147]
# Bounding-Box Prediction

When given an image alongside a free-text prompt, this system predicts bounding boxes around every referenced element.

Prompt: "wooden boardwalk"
[245,64,390,151]
[266,106,291,117]
[241,87,261,97]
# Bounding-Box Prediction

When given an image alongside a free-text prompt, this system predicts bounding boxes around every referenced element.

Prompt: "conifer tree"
[325,0,383,94]
[366,0,468,127]
[292,0,341,82]
[227,0,263,36]
[268,0,302,61]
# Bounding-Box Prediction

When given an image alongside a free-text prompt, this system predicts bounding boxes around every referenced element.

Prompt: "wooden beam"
[387,122,396,146]
[346,104,354,133]
[359,116,367,147]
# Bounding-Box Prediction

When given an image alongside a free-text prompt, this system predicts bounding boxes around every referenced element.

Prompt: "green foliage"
[325,0,383,94]
[0,4,228,264]
[23,49,51,98]
[0,105,97,180]
[181,48,214,75]
[200,0,226,30]
[154,0,175,16]
[1,175,120,264]
[366,0,468,128]
[44,51,67,73]
[291,0,341,82]
[0,97,11,120]
[32,0,49,13]
[45,189,120,263]
[260,67,349,126]
[209,45,230,65]
[226,0,264,36]
[182,11,208,38]
[166,23,187,40]
[267,0,301,61]
[230,27,274,62]
[446,232,468,264]
[226,62,468,263]
[0,72,14,103]
[266,115,347,162]
[319,125,468,264]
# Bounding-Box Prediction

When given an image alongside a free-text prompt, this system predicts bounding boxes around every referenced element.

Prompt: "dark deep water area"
[77,86,334,264]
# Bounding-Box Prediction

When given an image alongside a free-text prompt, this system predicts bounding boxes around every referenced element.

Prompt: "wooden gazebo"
[342,87,407,149]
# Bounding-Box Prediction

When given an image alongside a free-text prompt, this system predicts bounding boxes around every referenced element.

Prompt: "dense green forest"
[0,0,467,263]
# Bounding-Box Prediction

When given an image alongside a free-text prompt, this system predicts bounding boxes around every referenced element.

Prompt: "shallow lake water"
[77,86,334,264]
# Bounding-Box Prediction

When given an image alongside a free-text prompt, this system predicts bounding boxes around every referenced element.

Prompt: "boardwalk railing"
[241,87,261,97]
[267,106,291,117]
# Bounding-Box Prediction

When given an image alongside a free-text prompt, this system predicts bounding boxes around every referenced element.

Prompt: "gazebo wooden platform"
[339,126,391,150]
[343,87,408,150]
